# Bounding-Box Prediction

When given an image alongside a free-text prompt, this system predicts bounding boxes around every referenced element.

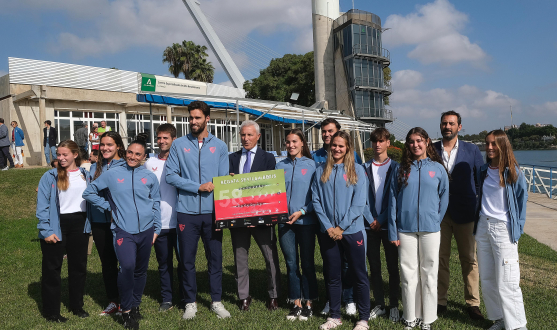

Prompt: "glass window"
[127,121,137,141]
[127,114,135,120]
[107,121,117,132]
[59,119,71,141]
[94,112,104,119]
[73,111,83,118]
[106,113,116,119]
[58,111,70,118]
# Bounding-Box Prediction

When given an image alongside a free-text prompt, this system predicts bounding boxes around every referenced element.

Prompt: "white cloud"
[384,0,487,66]
[392,70,424,90]
[532,101,557,115]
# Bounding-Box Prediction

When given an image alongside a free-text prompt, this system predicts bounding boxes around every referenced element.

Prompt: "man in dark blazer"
[43,120,57,165]
[434,111,485,320]
[228,120,281,312]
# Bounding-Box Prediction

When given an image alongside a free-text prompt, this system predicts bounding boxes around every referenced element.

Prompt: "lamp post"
[290,92,301,132]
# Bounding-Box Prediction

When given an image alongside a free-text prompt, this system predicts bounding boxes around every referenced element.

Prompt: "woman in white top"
[475,130,528,330]
[36,140,91,322]
[90,127,100,150]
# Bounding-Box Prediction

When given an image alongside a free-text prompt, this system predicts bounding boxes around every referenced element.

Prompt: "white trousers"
[399,231,440,325]
[11,143,22,165]
[476,215,527,330]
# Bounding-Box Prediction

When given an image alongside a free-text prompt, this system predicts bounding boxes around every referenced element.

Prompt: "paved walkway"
[525,193,557,251]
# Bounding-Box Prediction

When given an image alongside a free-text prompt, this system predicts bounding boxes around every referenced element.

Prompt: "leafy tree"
[383,66,391,105]
[162,43,184,78]
[162,40,214,82]
[189,57,215,83]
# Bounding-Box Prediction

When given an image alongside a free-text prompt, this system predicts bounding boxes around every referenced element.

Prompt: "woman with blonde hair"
[475,130,527,330]
[312,131,370,330]
[36,140,91,322]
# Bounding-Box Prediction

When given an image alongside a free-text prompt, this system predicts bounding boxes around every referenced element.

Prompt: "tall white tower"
[312,0,340,110]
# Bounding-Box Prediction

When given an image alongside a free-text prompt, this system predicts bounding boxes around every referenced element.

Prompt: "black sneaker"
[122,312,139,330]
[286,305,303,321]
[71,308,90,318]
[44,314,68,323]
[159,302,173,312]
[130,306,143,321]
[299,305,313,321]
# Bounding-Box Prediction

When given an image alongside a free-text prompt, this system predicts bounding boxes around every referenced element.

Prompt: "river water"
[480,150,557,168]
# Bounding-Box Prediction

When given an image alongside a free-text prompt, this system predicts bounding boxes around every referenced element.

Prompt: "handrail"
[520,164,557,199]
[352,45,390,62]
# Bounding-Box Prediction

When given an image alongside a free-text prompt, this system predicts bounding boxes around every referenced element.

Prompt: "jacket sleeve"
[354,151,362,165]
[0,125,7,140]
[36,174,55,239]
[338,169,367,231]
[82,172,111,212]
[302,169,316,214]
[265,152,277,171]
[218,144,230,177]
[150,176,162,235]
[311,173,333,231]
[388,172,399,242]
[515,170,528,235]
[18,128,24,140]
[165,142,201,193]
[438,166,450,222]
[473,144,484,195]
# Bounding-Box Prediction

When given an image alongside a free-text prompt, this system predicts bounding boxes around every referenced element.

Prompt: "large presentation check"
[213,169,289,228]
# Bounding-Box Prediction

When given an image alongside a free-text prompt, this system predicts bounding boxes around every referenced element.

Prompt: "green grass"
[1,168,556,329]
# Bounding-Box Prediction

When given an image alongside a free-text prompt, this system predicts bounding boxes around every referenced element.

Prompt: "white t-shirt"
[442,139,459,174]
[80,162,92,171]
[90,132,99,146]
[58,169,87,214]
[480,166,509,221]
[144,156,177,229]
[372,158,391,219]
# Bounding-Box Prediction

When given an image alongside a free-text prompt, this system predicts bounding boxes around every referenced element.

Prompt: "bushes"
[364,146,403,163]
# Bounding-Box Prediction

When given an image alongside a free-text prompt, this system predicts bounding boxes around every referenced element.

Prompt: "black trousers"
[40,213,88,316]
[91,222,120,303]
[0,145,14,168]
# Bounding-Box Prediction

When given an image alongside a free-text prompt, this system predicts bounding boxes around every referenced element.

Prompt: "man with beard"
[433,111,485,320]
[165,101,231,320]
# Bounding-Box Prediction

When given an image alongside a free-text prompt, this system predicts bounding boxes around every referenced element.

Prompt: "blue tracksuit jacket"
[275,156,317,225]
[87,158,127,223]
[12,126,25,147]
[362,159,399,229]
[165,132,229,215]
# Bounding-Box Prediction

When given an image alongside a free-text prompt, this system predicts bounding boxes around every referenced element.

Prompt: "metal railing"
[520,164,557,199]
[353,77,393,93]
[352,45,390,62]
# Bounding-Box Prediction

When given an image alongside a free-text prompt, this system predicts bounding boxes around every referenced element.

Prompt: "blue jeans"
[45,143,57,164]
[278,223,319,302]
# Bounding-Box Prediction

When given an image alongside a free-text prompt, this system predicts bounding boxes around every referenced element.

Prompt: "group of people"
[36,101,528,330]
[0,118,25,170]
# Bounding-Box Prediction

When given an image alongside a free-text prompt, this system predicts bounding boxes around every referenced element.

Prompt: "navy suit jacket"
[229,147,276,174]
[434,140,484,224]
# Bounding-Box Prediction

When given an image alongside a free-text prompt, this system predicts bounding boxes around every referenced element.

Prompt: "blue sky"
[1,0,556,138]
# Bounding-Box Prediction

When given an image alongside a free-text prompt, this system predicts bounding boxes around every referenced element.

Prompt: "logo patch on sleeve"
[117,178,124,183]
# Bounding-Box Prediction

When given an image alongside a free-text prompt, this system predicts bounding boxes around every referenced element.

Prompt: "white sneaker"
[402,318,417,330]
[369,305,385,320]
[319,317,342,330]
[421,323,431,330]
[321,301,330,315]
[488,319,505,330]
[211,301,231,319]
[345,302,357,315]
[99,302,119,316]
[389,307,400,322]
[353,320,369,330]
[182,302,197,320]
[1,166,8,171]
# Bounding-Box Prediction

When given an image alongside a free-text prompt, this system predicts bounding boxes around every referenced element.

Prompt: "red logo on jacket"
[343,174,348,181]
[429,171,435,178]
[357,240,364,246]
[184,148,191,153]
[117,178,124,183]
[141,178,147,184]
[210,147,216,153]
[301,169,307,175]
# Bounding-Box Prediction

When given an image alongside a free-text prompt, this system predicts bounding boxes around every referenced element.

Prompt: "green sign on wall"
[140,73,156,92]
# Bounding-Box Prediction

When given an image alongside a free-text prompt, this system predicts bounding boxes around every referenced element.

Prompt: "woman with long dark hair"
[87,131,127,316]
[36,140,91,322]
[388,127,449,330]
[474,130,527,330]
[275,128,318,321]
[84,139,161,329]
[312,131,370,330]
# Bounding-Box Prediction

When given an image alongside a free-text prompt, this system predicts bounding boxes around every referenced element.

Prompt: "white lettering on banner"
[155,75,207,95]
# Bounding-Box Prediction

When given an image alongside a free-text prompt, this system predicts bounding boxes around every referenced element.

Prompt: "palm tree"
[162,43,184,78]
[190,58,215,83]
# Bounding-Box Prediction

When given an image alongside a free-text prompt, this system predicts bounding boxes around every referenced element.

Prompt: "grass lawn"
[1,168,556,329]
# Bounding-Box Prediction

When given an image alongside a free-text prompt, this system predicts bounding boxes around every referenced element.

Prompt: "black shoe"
[299,305,313,321]
[122,312,139,330]
[159,302,173,312]
[286,305,302,321]
[130,306,143,321]
[437,304,447,314]
[467,306,485,320]
[44,314,68,323]
[72,308,90,318]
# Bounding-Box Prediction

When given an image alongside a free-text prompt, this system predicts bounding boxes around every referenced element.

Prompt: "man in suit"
[434,110,485,320]
[43,120,57,165]
[229,120,281,312]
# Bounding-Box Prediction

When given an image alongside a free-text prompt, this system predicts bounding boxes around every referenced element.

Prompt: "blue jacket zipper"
[333,166,338,226]
[132,168,141,231]
[417,161,422,232]
[288,158,297,215]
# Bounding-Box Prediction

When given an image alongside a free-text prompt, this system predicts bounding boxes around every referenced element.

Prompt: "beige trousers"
[437,212,480,307]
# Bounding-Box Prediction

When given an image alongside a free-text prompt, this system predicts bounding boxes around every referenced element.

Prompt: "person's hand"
[199,182,215,192]
[44,234,60,244]
[152,233,159,245]
[370,219,381,231]
[326,227,335,239]
[390,240,400,247]
[287,211,303,225]
[332,227,344,240]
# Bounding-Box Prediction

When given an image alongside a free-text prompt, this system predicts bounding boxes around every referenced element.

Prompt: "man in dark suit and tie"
[229,120,281,312]
[434,111,485,320]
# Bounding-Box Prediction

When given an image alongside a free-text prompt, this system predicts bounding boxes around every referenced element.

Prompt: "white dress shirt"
[239,145,258,174]
[442,139,459,174]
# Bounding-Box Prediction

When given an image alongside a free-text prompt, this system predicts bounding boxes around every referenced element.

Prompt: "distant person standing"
[0,118,15,170]
[11,121,25,168]
[433,111,484,320]
[74,123,89,158]
[90,127,100,150]
[44,120,57,165]
[97,120,112,134]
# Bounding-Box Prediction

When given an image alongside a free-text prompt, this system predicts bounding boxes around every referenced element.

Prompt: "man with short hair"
[312,117,361,315]
[74,123,89,159]
[0,118,14,170]
[165,101,231,320]
[362,128,401,322]
[43,120,57,165]
[434,110,485,320]
[228,120,281,312]
[145,123,184,312]
[98,120,111,134]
